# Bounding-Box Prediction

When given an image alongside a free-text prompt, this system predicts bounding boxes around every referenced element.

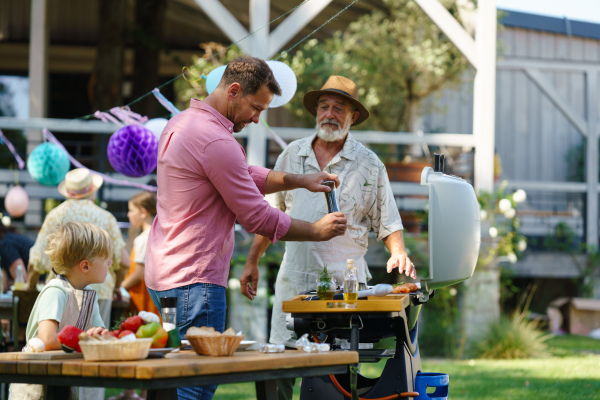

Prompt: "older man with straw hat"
[241,76,416,399]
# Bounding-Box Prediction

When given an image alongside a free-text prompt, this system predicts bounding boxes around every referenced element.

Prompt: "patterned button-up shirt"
[29,199,125,300]
[269,132,402,248]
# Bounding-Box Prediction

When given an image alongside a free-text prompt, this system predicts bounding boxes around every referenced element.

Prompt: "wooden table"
[0,349,358,400]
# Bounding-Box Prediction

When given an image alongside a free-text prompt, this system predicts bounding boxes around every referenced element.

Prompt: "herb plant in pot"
[316,265,337,300]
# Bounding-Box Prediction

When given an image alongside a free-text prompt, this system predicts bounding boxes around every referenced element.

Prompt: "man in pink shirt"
[145,56,346,400]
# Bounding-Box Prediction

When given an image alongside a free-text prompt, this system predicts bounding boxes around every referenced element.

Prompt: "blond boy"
[9,222,112,400]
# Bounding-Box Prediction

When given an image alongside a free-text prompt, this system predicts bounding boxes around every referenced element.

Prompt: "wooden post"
[585,70,599,248]
[27,0,48,153]
[245,0,270,167]
[472,1,497,193]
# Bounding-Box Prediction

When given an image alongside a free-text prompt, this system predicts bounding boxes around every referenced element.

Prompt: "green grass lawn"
[105,334,600,399]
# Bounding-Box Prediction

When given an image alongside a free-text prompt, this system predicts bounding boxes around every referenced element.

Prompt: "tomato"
[121,315,144,333]
[57,325,84,352]
[107,330,121,338]
[118,330,135,339]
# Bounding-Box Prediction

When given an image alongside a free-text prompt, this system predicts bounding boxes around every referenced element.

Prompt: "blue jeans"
[149,283,227,400]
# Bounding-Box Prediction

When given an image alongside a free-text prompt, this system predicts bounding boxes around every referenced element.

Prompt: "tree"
[89,0,128,111]
[0,82,15,117]
[173,42,244,111]
[131,0,168,118]
[285,0,471,134]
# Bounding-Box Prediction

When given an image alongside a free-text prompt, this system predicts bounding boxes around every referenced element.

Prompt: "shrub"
[475,307,551,359]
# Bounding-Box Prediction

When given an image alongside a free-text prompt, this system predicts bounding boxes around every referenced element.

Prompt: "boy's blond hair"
[45,221,113,275]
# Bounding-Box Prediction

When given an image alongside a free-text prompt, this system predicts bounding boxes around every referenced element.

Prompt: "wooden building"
[423,10,600,300]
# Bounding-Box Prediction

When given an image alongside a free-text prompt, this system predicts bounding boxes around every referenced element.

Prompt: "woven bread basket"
[79,338,153,361]
[185,334,245,356]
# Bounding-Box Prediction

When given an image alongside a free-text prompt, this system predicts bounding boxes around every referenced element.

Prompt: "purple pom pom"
[107,125,158,177]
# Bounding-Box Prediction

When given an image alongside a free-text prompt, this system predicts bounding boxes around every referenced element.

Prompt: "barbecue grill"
[282,155,481,399]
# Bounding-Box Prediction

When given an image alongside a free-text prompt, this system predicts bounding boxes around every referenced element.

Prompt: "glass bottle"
[160,297,181,348]
[343,259,358,308]
[159,297,177,332]
[13,264,25,290]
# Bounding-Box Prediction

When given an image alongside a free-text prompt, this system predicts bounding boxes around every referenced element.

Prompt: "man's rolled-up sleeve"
[204,139,291,243]
[248,165,270,196]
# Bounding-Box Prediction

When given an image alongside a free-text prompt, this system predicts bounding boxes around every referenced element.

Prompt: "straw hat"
[303,75,370,126]
[57,168,103,199]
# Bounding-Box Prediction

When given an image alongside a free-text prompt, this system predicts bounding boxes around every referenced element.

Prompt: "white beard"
[316,117,351,142]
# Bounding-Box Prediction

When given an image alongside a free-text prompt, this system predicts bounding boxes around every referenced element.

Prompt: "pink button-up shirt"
[145,99,292,290]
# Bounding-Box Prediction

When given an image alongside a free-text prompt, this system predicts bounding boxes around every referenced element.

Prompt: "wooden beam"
[270,127,477,147]
[0,43,197,76]
[499,57,600,73]
[524,68,588,137]
[413,0,478,70]
[0,117,118,133]
[503,180,590,193]
[192,0,252,54]
[267,0,334,59]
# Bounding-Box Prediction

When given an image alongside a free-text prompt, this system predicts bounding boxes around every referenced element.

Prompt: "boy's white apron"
[9,276,96,400]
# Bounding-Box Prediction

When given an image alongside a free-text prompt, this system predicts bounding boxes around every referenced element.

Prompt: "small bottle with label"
[160,297,177,332]
[13,264,25,291]
[160,297,181,348]
[343,259,358,309]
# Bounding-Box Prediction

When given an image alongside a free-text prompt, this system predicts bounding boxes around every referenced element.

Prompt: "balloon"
[144,118,169,139]
[204,62,297,108]
[4,185,29,217]
[107,125,158,177]
[205,65,226,95]
[266,61,297,108]
[27,143,71,186]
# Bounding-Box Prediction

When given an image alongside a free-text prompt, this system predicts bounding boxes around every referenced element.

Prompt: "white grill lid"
[420,166,481,290]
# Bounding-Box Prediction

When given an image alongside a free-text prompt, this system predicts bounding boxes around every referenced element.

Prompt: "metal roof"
[499,9,600,40]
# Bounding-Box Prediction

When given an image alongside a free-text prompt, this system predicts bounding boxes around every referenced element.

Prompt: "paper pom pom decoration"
[4,185,29,217]
[144,118,169,140]
[27,143,71,186]
[107,125,158,177]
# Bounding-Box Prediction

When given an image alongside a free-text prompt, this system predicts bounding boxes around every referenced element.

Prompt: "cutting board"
[282,293,410,313]
[0,350,84,360]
